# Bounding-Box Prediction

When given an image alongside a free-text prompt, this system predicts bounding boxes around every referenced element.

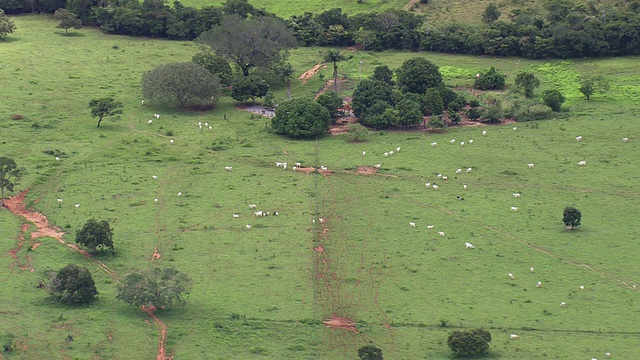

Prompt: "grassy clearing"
[1,15,639,359]
[178,0,409,18]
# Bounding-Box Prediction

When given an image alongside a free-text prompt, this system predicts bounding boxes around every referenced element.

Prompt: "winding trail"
[2,190,175,359]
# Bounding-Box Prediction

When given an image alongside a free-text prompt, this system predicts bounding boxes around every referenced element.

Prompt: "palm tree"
[324,49,345,93]
[281,63,294,99]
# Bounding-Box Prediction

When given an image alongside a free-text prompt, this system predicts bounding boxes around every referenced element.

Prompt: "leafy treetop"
[117,267,192,309]
[0,157,22,201]
[0,9,17,38]
[89,97,123,127]
[46,264,98,305]
[54,8,82,35]
[563,206,582,229]
[75,219,115,254]
[396,57,443,94]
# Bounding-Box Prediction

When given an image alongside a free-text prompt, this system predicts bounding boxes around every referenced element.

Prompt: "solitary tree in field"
[272,98,331,139]
[563,206,581,229]
[117,267,192,309]
[358,344,383,360]
[46,264,98,305]
[482,3,501,25]
[0,9,17,38]
[0,157,22,202]
[579,75,610,100]
[143,62,221,108]
[89,96,123,127]
[54,9,82,36]
[76,219,115,254]
[514,72,541,98]
[474,67,505,90]
[447,328,492,357]
[324,49,346,93]
[396,57,443,94]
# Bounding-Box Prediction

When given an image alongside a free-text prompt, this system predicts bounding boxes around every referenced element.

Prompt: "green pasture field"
[1,15,640,359]
[178,0,410,18]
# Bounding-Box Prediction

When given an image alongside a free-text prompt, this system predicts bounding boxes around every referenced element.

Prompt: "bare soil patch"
[298,63,326,83]
[323,315,357,332]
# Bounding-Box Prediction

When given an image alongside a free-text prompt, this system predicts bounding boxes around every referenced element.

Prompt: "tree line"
[3,0,640,58]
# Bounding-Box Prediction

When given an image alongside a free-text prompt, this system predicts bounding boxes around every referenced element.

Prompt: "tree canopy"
[371,65,394,86]
[89,96,123,127]
[196,15,296,77]
[543,90,565,111]
[192,49,233,86]
[351,79,394,121]
[515,72,541,98]
[54,8,82,35]
[0,157,22,201]
[231,74,269,103]
[396,57,443,94]
[358,345,383,360]
[579,75,610,100]
[117,267,192,309]
[142,62,221,108]
[272,98,331,139]
[46,264,98,305]
[482,3,501,25]
[75,219,115,254]
[474,67,505,90]
[563,206,582,229]
[447,329,492,357]
[0,9,17,38]
[316,91,344,119]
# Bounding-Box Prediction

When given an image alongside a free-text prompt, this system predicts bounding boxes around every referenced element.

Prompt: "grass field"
[1,14,640,360]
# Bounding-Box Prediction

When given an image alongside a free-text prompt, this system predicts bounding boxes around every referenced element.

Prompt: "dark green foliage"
[272,98,331,139]
[394,99,423,127]
[371,65,394,86]
[117,267,192,309]
[196,15,296,77]
[514,72,541,98]
[316,91,344,119]
[579,75,610,100]
[46,264,98,305]
[449,112,461,124]
[423,88,444,116]
[231,75,269,103]
[351,78,394,120]
[448,98,464,112]
[447,328,492,357]
[469,99,480,108]
[54,8,82,35]
[474,67,505,90]
[362,101,393,129]
[466,107,482,120]
[143,62,221,108]
[396,58,443,94]
[262,91,277,109]
[482,103,503,123]
[0,9,17,38]
[482,3,501,25]
[563,206,582,229]
[89,96,123,128]
[0,157,21,201]
[358,344,383,360]
[438,87,459,109]
[75,219,114,254]
[222,0,255,19]
[543,90,565,111]
[192,50,233,86]
[428,115,446,129]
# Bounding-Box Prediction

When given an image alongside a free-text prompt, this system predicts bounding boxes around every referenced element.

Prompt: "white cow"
[409,222,416,228]
[465,242,475,249]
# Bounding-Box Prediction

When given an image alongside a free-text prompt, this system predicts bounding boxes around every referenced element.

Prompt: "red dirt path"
[141,305,172,360]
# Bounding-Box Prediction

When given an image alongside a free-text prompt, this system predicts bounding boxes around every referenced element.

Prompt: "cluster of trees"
[5,0,640,58]
[351,58,467,130]
[423,0,640,58]
[0,8,16,37]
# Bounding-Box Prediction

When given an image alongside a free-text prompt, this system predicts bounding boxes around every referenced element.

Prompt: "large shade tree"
[196,15,296,77]
[117,267,192,309]
[0,157,22,202]
[75,219,115,254]
[396,57,443,94]
[563,206,582,229]
[447,329,492,358]
[142,62,221,108]
[272,98,331,139]
[46,264,98,305]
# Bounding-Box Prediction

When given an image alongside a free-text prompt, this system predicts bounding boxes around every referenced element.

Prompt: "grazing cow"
[427,225,434,229]
[527,163,535,168]
[232,214,239,218]
[463,184,467,190]
[246,224,252,230]
[432,185,439,190]
[466,167,472,173]
[225,166,233,171]
[482,130,487,136]
[535,281,542,288]
[425,182,431,188]
[430,142,438,147]
[438,231,445,237]
[623,137,629,142]
[578,161,586,166]
[455,169,462,174]
[511,206,519,211]
[248,204,257,209]
[465,242,475,249]
[576,136,583,141]
[560,301,567,307]
[510,334,519,340]
[409,222,416,228]
[513,193,521,198]
[508,273,515,279]
[450,139,456,144]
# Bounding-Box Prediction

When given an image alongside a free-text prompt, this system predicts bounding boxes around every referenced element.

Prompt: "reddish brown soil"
[298,63,326,84]
[295,167,316,174]
[323,314,357,332]
[141,305,170,360]
[356,166,378,175]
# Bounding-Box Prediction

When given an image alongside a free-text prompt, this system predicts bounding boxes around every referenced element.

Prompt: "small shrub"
[449,112,461,124]
[344,124,371,143]
[166,130,174,136]
[514,104,553,121]
[469,99,480,108]
[112,45,119,49]
[447,328,491,357]
[211,139,232,151]
[428,115,446,129]
[466,108,482,120]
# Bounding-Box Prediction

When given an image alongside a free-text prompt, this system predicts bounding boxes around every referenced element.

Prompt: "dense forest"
[2,0,640,58]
